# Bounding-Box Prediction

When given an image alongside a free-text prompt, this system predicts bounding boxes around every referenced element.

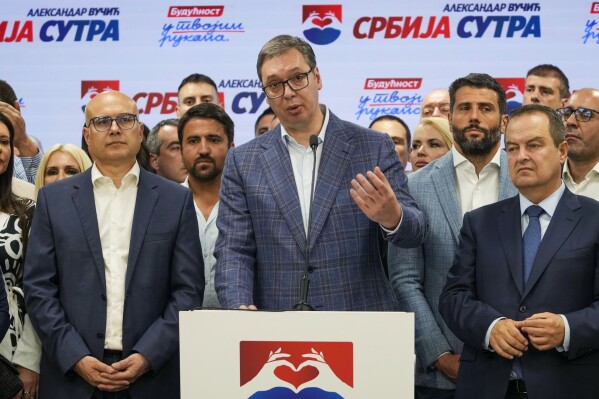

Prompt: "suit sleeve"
[132,190,204,371]
[438,212,503,349]
[563,243,599,360]
[389,244,453,369]
[378,137,427,248]
[24,189,92,374]
[214,149,256,309]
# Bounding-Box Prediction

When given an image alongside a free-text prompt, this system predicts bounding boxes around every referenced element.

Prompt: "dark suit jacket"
[24,168,204,399]
[215,110,427,310]
[439,189,599,399]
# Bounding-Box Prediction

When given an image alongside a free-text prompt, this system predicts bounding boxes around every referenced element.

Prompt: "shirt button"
[101,294,106,301]
[97,332,105,339]
[519,306,527,313]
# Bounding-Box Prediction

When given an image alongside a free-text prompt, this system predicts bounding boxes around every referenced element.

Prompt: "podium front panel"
[180,310,414,398]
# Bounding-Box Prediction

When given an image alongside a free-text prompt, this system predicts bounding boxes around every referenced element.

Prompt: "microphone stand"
[293,135,319,311]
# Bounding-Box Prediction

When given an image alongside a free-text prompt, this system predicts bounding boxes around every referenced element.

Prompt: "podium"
[180,310,414,398]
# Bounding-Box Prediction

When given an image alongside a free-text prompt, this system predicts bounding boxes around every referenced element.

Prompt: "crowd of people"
[0,33,598,399]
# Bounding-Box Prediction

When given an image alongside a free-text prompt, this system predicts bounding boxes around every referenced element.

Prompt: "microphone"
[293,134,319,311]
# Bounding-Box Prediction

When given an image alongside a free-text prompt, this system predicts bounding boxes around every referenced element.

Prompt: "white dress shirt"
[562,159,599,200]
[452,146,501,215]
[181,178,220,308]
[92,162,139,351]
[281,108,328,235]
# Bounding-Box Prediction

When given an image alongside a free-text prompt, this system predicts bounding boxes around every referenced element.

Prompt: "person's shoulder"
[468,196,516,221]
[331,114,384,142]
[142,170,188,194]
[42,169,91,196]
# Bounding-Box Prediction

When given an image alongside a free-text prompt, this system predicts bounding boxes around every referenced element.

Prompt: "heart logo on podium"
[274,365,319,389]
[311,16,333,28]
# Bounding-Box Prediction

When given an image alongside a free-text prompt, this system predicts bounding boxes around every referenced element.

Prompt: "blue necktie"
[522,205,544,285]
[513,205,544,380]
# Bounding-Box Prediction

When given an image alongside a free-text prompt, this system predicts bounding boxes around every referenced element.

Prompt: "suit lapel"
[71,170,106,288]
[431,153,462,243]
[309,114,354,248]
[523,189,581,298]
[259,130,307,253]
[496,197,525,296]
[126,170,158,291]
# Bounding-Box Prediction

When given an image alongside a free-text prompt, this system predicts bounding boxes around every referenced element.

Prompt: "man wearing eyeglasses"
[24,91,204,399]
[560,88,599,199]
[214,35,426,311]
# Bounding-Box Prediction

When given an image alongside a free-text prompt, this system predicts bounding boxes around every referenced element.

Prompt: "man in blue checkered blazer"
[214,35,427,311]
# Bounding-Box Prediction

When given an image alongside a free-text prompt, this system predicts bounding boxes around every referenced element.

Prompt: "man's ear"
[149,153,159,172]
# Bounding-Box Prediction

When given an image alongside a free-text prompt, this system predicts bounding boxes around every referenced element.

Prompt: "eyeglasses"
[262,68,314,99]
[88,114,138,132]
[556,107,599,122]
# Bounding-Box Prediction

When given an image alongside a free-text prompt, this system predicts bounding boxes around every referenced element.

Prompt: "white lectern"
[180,310,414,398]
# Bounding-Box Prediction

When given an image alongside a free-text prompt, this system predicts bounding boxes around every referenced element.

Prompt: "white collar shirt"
[453,146,502,215]
[562,159,599,200]
[92,162,140,351]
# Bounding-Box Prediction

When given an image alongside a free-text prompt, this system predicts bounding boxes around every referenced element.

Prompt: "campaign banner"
[1,0,596,151]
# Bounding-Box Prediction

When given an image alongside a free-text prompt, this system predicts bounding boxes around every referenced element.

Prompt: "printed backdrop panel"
[2,0,598,149]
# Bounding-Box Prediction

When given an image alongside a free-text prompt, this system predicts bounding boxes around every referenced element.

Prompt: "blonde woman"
[409,117,453,172]
[10,144,91,397]
[34,144,92,198]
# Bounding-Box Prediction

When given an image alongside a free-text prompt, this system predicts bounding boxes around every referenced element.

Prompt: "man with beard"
[560,88,599,199]
[389,73,517,399]
[179,103,234,308]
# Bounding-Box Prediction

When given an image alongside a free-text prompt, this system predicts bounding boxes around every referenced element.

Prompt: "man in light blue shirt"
[179,102,234,308]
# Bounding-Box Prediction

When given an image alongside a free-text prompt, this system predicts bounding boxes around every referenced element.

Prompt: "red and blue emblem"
[240,341,353,398]
[302,5,342,45]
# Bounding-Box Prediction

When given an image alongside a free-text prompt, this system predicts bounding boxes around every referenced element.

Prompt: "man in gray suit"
[389,73,518,399]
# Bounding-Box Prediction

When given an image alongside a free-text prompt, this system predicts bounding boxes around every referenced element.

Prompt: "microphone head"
[309,135,319,150]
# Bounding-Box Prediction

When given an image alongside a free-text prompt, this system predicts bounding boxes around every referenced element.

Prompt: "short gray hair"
[508,104,565,146]
[256,35,317,82]
[147,118,179,155]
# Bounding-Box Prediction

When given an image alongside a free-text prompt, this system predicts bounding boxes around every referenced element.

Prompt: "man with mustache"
[560,88,599,199]
[179,102,234,308]
[389,73,517,399]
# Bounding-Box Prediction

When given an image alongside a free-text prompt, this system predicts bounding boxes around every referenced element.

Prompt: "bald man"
[420,89,450,120]
[561,88,599,199]
[25,91,203,399]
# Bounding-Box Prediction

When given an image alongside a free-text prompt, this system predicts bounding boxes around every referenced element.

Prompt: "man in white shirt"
[389,73,517,399]
[179,103,234,308]
[560,88,599,199]
[24,91,203,399]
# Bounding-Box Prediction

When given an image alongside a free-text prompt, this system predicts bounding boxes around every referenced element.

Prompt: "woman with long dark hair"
[0,112,36,398]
